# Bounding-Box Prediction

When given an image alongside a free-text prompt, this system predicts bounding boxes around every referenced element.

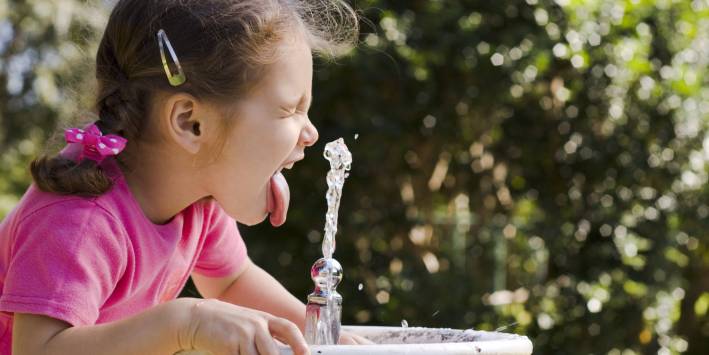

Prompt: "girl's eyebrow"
[282,93,312,111]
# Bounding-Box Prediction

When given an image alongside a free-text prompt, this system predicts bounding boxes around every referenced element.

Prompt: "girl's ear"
[163,93,204,155]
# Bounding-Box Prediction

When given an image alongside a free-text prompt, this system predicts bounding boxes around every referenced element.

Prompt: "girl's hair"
[31,0,359,196]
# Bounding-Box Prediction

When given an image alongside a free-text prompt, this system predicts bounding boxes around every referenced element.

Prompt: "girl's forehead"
[254,38,313,103]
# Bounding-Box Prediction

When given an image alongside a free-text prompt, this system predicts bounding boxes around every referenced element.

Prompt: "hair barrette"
[65,124,127,163]
[157,29,186,86]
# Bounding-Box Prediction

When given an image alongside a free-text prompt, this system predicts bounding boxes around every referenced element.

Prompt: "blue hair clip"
[157,29,186,86]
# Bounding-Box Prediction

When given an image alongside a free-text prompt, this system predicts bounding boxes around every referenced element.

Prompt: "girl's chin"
[236,212,268,227]
[217,189,270,226]
[222,202,268,227]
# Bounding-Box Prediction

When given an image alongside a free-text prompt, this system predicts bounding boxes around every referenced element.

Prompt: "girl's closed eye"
[283,96,312,118]
[280,105,308,118]
[280,107,299,118]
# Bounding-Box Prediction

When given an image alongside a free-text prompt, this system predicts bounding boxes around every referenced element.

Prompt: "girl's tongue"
[267,171,290,227]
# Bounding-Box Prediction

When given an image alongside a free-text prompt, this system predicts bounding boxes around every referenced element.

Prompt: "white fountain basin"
[177,325,532,355]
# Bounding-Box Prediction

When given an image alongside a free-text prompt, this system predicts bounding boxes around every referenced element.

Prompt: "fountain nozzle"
[304,257,343,345]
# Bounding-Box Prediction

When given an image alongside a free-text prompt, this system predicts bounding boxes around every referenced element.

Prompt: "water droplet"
[494,322,518,332]
[432,310,440,317]
[358,283,364,291]
[354,133,359,140]
[401,319,409,328]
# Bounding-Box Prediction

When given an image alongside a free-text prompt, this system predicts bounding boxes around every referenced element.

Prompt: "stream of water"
[322,138,352,259]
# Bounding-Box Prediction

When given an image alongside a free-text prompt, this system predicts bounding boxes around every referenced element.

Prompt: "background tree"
[0,0,104,215]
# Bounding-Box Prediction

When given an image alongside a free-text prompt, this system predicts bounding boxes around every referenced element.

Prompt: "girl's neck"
[120,143,207,225]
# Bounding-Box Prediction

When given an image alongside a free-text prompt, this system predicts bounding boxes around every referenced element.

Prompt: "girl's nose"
[301,117,319,147]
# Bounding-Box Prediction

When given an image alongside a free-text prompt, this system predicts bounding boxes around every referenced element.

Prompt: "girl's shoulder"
[3,183,127,241]
[22,183,111,214]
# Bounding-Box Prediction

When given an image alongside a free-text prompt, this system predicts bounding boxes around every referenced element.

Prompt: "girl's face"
[202,35,318,225]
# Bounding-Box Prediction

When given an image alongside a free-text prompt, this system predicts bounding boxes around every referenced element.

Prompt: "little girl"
[0,0,367,354]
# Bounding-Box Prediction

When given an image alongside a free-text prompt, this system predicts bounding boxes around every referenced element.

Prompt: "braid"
[96,70,144,142]
[31,57,145,196]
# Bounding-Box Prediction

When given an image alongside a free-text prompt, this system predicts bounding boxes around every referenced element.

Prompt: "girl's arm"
[13,296,309,355]
[193,258,307,331]
[13,298,190,355]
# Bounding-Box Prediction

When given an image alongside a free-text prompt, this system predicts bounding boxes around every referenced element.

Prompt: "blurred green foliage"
[1,0,707,354]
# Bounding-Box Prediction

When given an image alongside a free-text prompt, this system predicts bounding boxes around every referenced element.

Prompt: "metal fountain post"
[304,257,343,345]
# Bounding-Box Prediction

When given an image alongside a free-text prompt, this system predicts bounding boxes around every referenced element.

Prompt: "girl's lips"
[282,155,304,170]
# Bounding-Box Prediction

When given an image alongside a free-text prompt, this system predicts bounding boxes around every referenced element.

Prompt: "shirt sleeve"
[192,200,248,278]
[0,200,127,326]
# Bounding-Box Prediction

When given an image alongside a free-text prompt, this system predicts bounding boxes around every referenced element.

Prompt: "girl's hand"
[338,330,374,345]
[179,299,310,355]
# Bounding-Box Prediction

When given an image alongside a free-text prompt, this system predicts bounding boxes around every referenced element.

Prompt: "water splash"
[322,138,352,259]
[401,319,409,328]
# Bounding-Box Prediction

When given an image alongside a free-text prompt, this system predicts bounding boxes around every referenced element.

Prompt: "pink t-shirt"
[0,156,248,353]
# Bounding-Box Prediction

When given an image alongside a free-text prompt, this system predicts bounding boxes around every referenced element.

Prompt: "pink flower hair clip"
[64,123,127,163]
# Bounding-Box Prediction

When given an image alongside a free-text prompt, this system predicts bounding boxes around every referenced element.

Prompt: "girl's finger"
[239,340,259,355]
[353,334,374,345]
[338,333,374,345]
[338,334,357,345]
[254,326,279,355]
[268,317,310,355]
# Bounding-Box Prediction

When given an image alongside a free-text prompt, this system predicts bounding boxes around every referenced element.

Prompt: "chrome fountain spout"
[305,257,343,345]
